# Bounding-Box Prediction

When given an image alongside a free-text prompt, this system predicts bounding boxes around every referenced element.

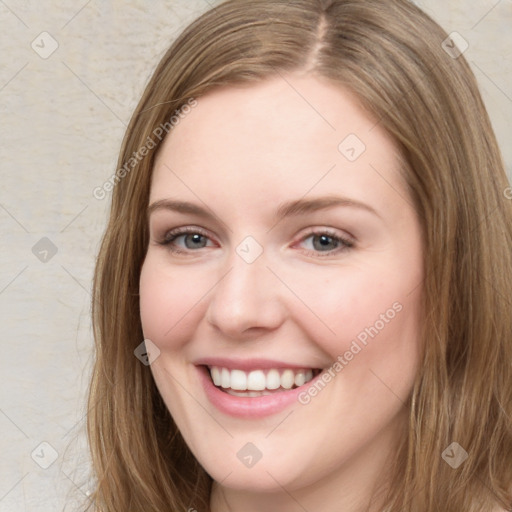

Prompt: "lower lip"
[197,365,322,418]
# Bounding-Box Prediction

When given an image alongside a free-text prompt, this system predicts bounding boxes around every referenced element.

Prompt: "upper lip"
[194,357,322,372]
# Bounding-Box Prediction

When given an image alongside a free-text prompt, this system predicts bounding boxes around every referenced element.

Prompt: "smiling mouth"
[206,366,322,397]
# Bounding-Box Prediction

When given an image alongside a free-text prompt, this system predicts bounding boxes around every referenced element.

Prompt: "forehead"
[151,75,407,220]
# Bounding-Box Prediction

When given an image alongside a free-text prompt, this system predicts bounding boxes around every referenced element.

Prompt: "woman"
[87,0,512,511]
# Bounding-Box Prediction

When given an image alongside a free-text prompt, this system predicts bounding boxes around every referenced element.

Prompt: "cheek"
[282,260,424,396]
[139,256,209,348]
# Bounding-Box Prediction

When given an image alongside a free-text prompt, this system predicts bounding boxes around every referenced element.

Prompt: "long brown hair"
[87,0,512,510]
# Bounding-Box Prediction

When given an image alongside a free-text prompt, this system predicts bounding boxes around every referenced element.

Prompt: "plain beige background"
[0,1,510,510]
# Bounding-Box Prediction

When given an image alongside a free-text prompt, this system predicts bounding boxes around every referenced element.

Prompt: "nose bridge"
[206,242,284,337]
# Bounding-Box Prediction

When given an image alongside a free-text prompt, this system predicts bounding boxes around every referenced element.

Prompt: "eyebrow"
[147,195,381,221]
[275,196,380,219]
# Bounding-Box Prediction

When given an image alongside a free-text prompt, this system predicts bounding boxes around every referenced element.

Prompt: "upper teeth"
[209,367,315,391]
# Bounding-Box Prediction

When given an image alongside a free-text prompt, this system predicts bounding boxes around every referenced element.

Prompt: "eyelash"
[156,226,354,257]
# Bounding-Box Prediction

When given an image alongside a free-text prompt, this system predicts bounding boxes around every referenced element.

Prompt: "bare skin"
[140,74,426,512]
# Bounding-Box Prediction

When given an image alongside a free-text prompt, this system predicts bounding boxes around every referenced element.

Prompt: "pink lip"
[196,364,324,418]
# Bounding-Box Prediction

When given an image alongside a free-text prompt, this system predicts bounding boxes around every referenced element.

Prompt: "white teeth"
[221,368,230,388]
[247,370,266,391]
[208,366,317,392]
[211,367,221,386]
[230,369,247,390]
[281,369,295,389]
[266,369,281,390]
[227,389,275,397]
[294,371,306,387]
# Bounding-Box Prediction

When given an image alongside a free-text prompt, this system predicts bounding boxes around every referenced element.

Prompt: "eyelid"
[295,226,355,244]
[160,225,213,245]
[291,227,355,256]
[156,225,355,256]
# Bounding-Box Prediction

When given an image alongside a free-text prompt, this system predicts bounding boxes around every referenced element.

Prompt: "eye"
[297,229,354,256]
[157,226,215,254]
[156,226,354,257]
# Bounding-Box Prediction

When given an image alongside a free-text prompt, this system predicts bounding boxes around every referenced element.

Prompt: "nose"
[205,247,286,339]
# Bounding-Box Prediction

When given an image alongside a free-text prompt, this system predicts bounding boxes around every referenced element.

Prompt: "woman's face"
[139,74,424,504]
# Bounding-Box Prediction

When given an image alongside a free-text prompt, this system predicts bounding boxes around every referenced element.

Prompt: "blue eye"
[157,227,354,256]
[174,233,208,249]
[299,231,353,255]
[158,227,214,253]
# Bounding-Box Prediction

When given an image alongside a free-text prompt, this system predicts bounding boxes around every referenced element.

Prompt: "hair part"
[87,1,512,510]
